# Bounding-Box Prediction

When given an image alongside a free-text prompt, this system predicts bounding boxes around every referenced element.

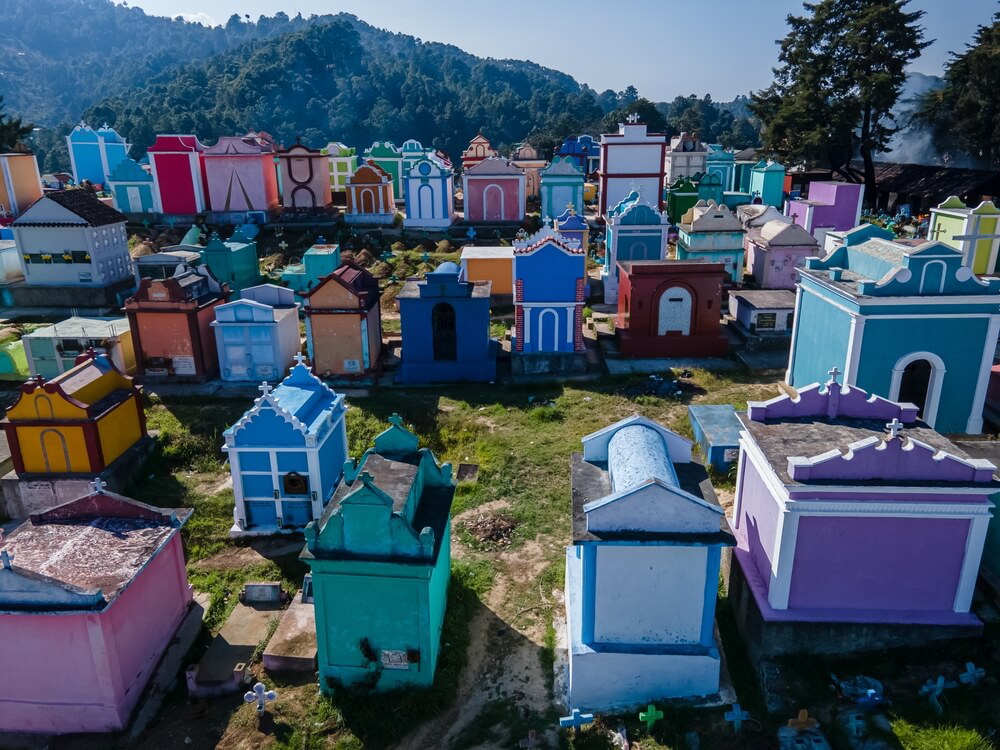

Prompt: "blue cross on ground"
[639,703,663,731]
[558,708,594,729]
[919,676,956,716]
[959,662,986,687]
[725,703,750,733]
[466,226,476,239]
[847,712,867,738]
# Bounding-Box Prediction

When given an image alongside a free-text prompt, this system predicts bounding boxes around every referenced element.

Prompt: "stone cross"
[0,548,13,570]
[558,708,595,729]
[91,476,106,494]
[293,352,308,366]
[827,366,841,384]
[243,681,277,715]
[518,730,541,749]
[639,703,663,731]
[724,703,750,733]
[959,662,986,687]
[787,709,818,731]
[919,675,956,716]
[258,381,272,397]
[846,712,867,738]
[278,240,288,251]
[466,226,477,239]
[886,418,903,440]
[626,112,640,124]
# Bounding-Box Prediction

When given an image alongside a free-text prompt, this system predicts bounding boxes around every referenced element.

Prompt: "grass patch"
[893,720,994,750]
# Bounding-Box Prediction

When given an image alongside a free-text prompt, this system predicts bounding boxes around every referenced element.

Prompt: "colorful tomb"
[66,122,129,188]
[325,141,358,198]
[302,262,382,377]
[603,190,670,304]
[928,196,1000,275]
[616,260,728,358]
[362,141,404,198]
[397,262,496,384]
[462,157,526,223]
[125,266,230,379]
[23,316,135,378]
[460,134,499,171]
[302,415,454,692]
[199,227,262,297]
[277,141,333,211]
[539,156,584,221]
[458,246,514,298]
[224,359,347,533]
[2,353,146,476]
[345,161,397,225]
[212,284,300,382]
[147,134,208,215]
[0,489,192,733]
[108,158,156,214]
[403,155,455,229]
[510,143,547,198]
[787,224,1000,434]
[677,201,746,283]
[730,376,995,657]
[665,132,707,186]
[280,240,341,294]
[566,415,732,710]
[745,219,819,290]
[203,135,279,216]
[513,227,586,354]
[598,119,667,219]
[0,148,44,220]
[785,181,863,244]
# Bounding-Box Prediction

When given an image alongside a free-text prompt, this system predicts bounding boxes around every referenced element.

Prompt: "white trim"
[767,510,799,610]
[787,501,992,517]
[954,515,991,612]
[785,286,804,383]
[535,307,558,348]
[787,485,993,498]
[968,313,1000,433]
[888,350,946,428]
[517,301,577,308]
[842,313,864,385]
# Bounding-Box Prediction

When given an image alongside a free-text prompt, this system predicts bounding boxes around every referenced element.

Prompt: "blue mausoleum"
[223,360,347,535]
[397,262,496,383]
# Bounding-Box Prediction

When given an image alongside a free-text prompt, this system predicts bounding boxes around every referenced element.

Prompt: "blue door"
[245,500,277,529]
[282,500,313,527]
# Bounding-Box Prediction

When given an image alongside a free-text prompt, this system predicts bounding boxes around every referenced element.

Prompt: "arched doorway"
[360,187,376,214]
[538,308,559,351]
[40,429,71,473]
[890,351,945,427]
[657,286,693,336]
[899,359,932,416]
[484,184,504,221]
[432,303,457,361]
[418,184,435,219]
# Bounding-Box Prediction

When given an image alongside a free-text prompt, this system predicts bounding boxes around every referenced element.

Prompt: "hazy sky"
[121,0,994,101]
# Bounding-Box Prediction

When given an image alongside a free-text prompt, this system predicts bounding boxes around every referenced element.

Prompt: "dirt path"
[192,538,305,571]
[391,531,560,750]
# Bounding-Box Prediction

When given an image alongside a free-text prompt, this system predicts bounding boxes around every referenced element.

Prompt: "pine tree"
[751,0,928,206]
[0,96,33,150]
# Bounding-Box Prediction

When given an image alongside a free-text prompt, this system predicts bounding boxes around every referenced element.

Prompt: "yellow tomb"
[2,352,146,476]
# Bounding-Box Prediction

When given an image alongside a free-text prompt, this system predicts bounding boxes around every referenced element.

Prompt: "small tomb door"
[432,302,457,360]
[899,358,932,418]
[657,286,692,336]
[484,184,504,221]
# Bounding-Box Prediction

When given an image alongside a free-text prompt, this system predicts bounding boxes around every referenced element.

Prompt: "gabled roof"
[512,225,583,255]
[349,161,392,185]
[541,156,584,178]
[681,200,743,233]
[301,261,381,305]
[757,219,818,247]
[108,157,152,184]
[581,414,692,465]
[465,156,524,176]
[14,190,126,227]
[205,135,274,156]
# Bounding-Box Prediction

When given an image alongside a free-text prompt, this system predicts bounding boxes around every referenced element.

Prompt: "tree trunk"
[860,107,877,210]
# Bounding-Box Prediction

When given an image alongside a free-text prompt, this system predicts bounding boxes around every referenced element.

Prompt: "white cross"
[243,682,277,715]
[626,112,640,124]
[0,548,13,570]
[886,418,903,439]
[293,352,308,366]
[278,240,288,251]
[91,477,106,494]
[828,366,841,384]
[259,381,272,397]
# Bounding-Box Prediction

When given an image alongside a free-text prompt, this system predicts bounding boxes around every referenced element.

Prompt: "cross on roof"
[91,476,106,494]
[258,381,273,397]
[886,418,903,440]
[0,548,13,570]
[293,352,308,366]
[827,366,841,385]
[626,112,640,124]
[388,413,403,427]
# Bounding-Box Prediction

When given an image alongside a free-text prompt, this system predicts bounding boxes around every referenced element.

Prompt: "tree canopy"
[916,13,1000,168]
[0,96,33,151]
[751,0,928,205]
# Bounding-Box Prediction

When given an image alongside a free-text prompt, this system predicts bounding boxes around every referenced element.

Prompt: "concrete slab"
[263,592,317,673]
[605,357,739,375]
[735,348,789,373]
[187,600,282,697]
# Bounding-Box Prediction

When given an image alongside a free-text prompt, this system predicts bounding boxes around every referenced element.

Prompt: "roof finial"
[258,381,272,397]
[626,112,640,124]
[293,352,308,366]
[827,366,841,385]
[388,413,403,427]
[91,477,106,494]
[886,418,904,440]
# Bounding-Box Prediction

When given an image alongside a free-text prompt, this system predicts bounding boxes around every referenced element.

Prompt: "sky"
[121,0,994,101]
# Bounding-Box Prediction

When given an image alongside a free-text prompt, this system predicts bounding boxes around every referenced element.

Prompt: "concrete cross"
[827,366,841,384]
[787,709,818,731]
[278,240,289,251]
[259,381,272,397]
[959,662,986,687]
[243,681,277,715]
[293,352,308,366]
[846,712,867,739]
[91,476,106,494]
[466,226,477,239]
[388,413,403,427]
[639,703,663,731]
[919,675,956,716]
[724,703,750,733]
[518,730,541,749]
[559,708,595,729]
[0,548,13,570]
[626,112,640,124]
[886,418,903,440]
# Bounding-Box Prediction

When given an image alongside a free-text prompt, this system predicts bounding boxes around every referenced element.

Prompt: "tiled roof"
[32,190,125,227]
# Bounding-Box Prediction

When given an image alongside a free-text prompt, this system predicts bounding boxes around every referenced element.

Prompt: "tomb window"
[282,471,310,496]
